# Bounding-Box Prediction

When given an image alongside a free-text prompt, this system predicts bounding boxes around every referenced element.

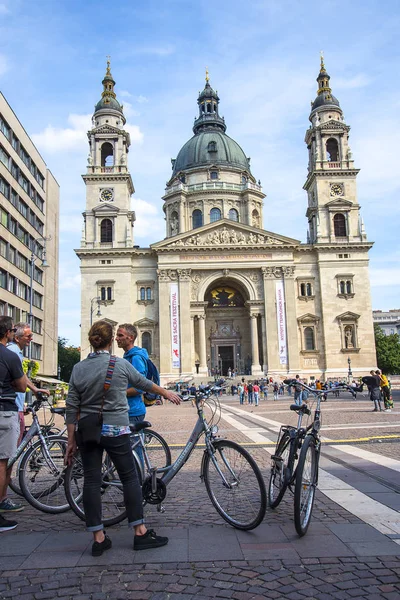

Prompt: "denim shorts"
[0,411,19,459]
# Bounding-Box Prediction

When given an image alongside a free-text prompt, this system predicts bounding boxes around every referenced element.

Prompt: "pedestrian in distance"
[247,382,254,405]
[273,381,279,400]
[362,371,382,412]
[253,382,260,406]
[0,316,29,532]
[65,320,181,556]
[238,382,244,405]
[294,374,303,406]
[376,370,393,412]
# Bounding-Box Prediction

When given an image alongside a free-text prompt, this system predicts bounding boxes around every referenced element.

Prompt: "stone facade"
[76,61,377,381]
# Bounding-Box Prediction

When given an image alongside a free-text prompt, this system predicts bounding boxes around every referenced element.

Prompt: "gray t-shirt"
[66,353,154,426]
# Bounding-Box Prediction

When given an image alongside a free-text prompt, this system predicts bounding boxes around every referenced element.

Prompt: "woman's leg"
[103,435,144,528]
[79,442,105,536]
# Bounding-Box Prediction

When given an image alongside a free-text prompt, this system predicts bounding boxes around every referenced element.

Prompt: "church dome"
[311,92,340,111]
[311,57,341,113]
[172,130,250,175]
[172,75,250,176]
[94,60,124,118]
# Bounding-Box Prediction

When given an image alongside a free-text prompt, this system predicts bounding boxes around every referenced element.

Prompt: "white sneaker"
[385,409,392,413]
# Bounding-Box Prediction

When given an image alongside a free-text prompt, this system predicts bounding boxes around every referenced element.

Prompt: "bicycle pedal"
[157,503,165,513]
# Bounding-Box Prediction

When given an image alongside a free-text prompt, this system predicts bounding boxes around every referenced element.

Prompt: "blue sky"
[1,0,399,347]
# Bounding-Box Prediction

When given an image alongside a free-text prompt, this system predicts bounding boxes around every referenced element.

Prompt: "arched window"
[340,280,346,294]
[100,219,113,243]
[334,213,346,237]
[101,142,114,167]
[210,171,218,180]
[207,103,211,113]
[306,283,312,296]
[300,283,306,296]
[346,280,352,294]
[304,327,315,351]
[146,287,152,300]
[228,208,239,221]
[210,208,221,223]
[142,331,152,355]
[140,287,145,301]
[192,209,203,229]
[208,141,217,152]
[326,138,339,162]
[107,287,112,301]
[101,287,106,301]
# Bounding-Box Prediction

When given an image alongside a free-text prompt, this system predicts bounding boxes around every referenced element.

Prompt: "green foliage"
[58,337,81,382]
[22,359,39,378]
[374,324,400,375]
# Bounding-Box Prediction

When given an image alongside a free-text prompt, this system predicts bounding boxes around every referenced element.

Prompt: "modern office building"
[0,92,59,376]
[373,310,400,336]
[77,59,376,381]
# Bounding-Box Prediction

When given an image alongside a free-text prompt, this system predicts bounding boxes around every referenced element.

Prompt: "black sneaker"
[91,534,112,557]
[0,514,18,532]
[134,529,168,551]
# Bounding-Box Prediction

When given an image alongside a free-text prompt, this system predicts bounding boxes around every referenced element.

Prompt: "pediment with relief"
[152,220,299,250]
[92,124,122,135]
[92,203,120,214]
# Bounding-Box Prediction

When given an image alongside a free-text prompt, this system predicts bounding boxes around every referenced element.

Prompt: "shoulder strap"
[100,355,117,415]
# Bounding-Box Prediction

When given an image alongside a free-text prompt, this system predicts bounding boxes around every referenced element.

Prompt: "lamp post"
[90,296,102,326]
[347,357,352,383]
[28,236,50,360]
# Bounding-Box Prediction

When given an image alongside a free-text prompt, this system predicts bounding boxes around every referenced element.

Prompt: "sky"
[1,0,399,347]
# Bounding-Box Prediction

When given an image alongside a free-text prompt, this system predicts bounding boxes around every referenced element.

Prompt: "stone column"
[179,197,185,233]
[178,269,192,375]
[261,313,268,373]
[190,316,196,372]
[198,314,208,375]
[283,267,300,373]
[262,267,280,373]
[250,313,263,376]
[157,270,173,378]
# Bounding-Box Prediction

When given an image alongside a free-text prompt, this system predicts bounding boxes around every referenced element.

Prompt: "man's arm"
[12,374,29,393]
[26,378,50,397]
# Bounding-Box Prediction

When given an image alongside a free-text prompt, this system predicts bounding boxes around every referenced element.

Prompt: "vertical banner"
[170,282,181,368]
[275,280,288,365]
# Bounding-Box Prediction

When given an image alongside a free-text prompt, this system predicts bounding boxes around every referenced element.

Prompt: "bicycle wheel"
[19,436,69,513]
[203,439,267,530]
[268,431,291,509]
[64,448,142,527]
[138,429,171,470]
[294,435,318,536]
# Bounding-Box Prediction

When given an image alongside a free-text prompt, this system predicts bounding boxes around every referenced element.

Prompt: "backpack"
[143,357,161,407]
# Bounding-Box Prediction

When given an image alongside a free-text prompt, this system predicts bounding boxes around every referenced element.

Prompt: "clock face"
[99,188,114,202]
[330,183,343,197]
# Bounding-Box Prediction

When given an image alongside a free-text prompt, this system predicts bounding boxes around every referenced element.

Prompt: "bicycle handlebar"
[283,379,363,397]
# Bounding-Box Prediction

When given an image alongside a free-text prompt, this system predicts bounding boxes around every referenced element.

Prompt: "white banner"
[276,280,288,365]
[170,283,180,368]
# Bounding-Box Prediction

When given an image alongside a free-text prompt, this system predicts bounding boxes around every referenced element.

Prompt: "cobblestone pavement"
[1,393,399,599]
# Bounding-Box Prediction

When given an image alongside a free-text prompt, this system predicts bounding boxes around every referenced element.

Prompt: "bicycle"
[7,393,69,513]
[65,384,267,530]
[268,379,362,536]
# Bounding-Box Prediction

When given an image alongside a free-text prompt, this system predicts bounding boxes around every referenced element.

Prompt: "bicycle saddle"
[50,407,66,415]
[290,403,311,415]
[129,420,151,433]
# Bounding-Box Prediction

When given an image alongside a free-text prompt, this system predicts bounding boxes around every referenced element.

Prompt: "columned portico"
[198,314,208,374]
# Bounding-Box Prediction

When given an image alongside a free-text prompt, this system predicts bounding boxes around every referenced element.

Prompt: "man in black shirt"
[0,316,28,532]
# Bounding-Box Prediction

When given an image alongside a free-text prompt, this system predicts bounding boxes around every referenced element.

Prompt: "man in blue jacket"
[116,324,148,426]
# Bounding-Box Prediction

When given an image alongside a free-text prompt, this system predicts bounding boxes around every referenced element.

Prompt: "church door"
[218,346,234,376]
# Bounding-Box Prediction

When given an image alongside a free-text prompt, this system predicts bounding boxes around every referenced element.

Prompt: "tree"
[58,337,80,382]
[374,324,400,374]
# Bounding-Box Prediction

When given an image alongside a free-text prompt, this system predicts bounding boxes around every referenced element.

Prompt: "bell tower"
[81,59,135,249]
[304,56,367,244]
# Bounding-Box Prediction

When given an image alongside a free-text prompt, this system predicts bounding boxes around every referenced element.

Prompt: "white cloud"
[122,101,140,119]
[136,95,148,104]
[120,90,132,98]
[133,198,165,241]
[335,74,372,89]
[125,123,144,144]
[0,53,8,76]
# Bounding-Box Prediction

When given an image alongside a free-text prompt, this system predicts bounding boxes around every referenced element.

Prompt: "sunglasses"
[9,328,17,333]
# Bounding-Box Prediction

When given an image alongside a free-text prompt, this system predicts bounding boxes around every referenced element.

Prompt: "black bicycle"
[268,379,362,536]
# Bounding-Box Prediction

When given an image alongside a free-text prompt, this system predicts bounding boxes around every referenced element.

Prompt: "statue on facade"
[345,326,354,348]
[170,216,179,236]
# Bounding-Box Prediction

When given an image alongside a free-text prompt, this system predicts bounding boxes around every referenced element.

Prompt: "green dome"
[172,130,250,175]
[94,96,123,114]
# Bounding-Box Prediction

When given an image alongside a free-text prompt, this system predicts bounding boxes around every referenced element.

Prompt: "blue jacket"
[123,346,148,417]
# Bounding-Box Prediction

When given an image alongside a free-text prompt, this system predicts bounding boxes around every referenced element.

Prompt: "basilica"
[76,59,376,382]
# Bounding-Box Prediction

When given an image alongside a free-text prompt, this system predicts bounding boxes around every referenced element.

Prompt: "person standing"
[273,381,279,401]
[294,374,303,406]
[362,372,382,412]
[253,382,260,406]
[0,316,28,531]
[116,324,149,428]
[238,382,244,405]
[65,321,181,556]
[376,370,393,412]
[247,382,253,405]
[7,323,50,445]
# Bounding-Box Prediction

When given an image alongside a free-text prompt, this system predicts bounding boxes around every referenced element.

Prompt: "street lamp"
[347,357,352,383]
[28,236,50,360]
[90,296,102,326]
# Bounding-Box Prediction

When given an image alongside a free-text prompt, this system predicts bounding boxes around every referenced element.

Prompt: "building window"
[0,238,6,258]
[210,171,218,180]
[298,280,314,299]
[0,269,6,289]
[228,208,239,221]
[142,331,152,354]
[304,327,315,350]
[337,275,354,298]
[32,317,42,334]
[101,142,114,167]
[33,291,43,309]
[192,209,203,229]
[210,207,221,222]
[333,213,346,237]
[146,287,152,301]
[0,115,11,140]
[140,287,145,301]
[0,145,10,168]
[208,141,217,152]
[31,343,42,360]
[100,218,113,243]
[326,138,339,162]
[100,286,112,301]
[0,177,10,199]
